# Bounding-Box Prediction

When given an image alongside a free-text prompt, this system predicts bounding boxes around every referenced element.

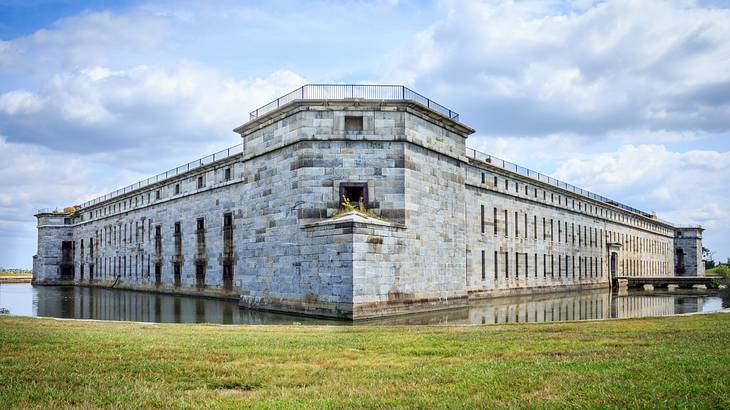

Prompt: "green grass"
[1,314,729,409]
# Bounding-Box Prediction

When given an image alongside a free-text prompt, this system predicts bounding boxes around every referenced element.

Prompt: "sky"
[1,0,729,268]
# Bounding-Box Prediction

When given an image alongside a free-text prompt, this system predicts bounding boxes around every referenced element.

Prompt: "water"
[0,283,727,325]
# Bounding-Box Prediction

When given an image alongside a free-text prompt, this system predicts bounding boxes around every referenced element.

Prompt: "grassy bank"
[1,314,729,408]
[0,271,31,277]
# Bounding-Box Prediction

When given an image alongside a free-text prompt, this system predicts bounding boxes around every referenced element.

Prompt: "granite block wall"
[33,99,700,319]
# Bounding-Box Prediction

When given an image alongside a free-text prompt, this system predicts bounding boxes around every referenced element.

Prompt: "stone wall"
[674,227,705,276]
[33,99,700,319]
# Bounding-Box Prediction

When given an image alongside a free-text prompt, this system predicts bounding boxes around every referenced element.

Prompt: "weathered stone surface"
[33,97,704,319]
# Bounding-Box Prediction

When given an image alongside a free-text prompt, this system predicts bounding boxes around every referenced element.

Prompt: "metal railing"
[249,84,460,121]
[465,147,677,227]
[37,143,244,214]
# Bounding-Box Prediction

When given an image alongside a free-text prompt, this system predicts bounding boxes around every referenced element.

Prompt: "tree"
[703,247,716,270]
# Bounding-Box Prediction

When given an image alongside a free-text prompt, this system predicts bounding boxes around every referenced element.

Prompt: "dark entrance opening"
[610,252,618,277]
[195,263,205,290]
[676,249,685,276]
[339,182,368,206]
[173,263,181,288]
[155,264,161,288]
[60,241,74,280]
[222,262,233,291]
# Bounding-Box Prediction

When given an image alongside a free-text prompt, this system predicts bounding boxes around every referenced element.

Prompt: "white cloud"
[551,143,730,259]
[0,90,44,115]
[0,64,306,157]
[389,0,730,137]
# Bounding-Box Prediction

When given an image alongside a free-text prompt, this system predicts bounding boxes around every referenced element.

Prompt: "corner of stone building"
[673,226,704,277]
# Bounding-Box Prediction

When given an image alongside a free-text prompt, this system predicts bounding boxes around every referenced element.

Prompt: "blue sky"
[1,0,729,268]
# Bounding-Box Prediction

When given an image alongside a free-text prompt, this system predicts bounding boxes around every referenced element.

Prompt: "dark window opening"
[196,217,205,255]
[197,176,204,189]
[223,212,234,258]
[339,182,368,207]
[173,263,181,288]
[344,116,363,132]
[155,264,161,288]
[174,184,180,195]
[223,263,234,291]
[195,263,205,290]
[224,167,232,181]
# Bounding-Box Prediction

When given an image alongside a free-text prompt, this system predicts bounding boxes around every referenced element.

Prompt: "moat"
[1,283,727,325]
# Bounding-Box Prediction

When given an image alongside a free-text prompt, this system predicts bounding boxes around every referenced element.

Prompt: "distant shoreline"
[0,275,32,283]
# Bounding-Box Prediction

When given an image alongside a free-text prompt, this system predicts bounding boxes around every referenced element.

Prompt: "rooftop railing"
[39,144,244,214]
[465,147,678,227]
[249,84,460,121]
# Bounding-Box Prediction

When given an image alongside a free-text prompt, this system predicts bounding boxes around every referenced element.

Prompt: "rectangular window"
[572,256,576,278]
[524,214,528,239]
[534,253,538,278]
[505,251,509,279]
[493,208,498,235]
[344,116,363,132]
[156,190,161,200]
[494,251,498,282]
[481,205,485,234]
[481,250,485,281]
[550,219,554,241]
[515,211,519,237]
[481,172,485,184]
[174,184,181,195]
[551,255,555,278]
[558,221,562,243]
[534,215,537,239]
[225,167,232,181]
[197,175,204,189]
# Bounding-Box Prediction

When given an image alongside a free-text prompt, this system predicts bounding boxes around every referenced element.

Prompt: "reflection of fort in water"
[31,286,715,326]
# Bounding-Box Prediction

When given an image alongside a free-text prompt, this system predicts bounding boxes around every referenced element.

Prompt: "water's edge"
[1,283,728,326]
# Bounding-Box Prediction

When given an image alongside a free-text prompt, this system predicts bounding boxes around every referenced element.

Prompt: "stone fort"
[33,84,705,319]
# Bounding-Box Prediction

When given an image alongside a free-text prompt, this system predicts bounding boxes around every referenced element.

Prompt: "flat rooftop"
[248,84,460,121]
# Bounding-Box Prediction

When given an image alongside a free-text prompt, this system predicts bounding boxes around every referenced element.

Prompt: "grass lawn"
[1,313,729,409]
